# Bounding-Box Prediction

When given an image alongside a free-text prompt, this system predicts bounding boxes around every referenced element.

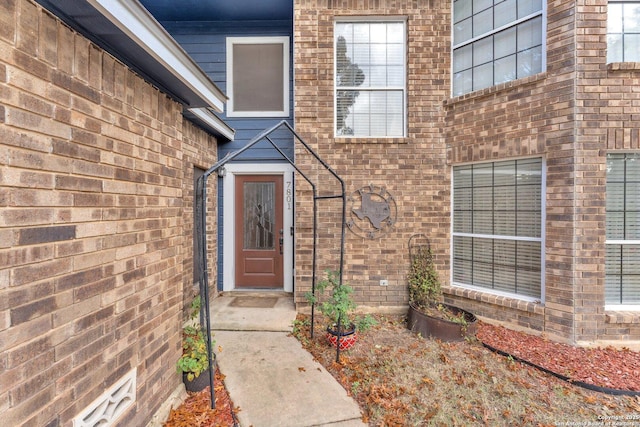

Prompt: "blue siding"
[161,19,295,291]
[162,20,295,162]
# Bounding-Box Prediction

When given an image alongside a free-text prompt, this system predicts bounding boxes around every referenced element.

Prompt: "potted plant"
[407,234,477,341]
[305,270,376,351]
[176,295,214,392]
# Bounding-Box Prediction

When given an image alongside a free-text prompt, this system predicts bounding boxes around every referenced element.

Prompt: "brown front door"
[235,175,284,288]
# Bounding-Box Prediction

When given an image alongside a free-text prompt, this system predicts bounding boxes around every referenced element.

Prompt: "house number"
[286,181,292,210]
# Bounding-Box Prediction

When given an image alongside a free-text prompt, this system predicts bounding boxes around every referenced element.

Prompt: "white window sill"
[333,137,408,144]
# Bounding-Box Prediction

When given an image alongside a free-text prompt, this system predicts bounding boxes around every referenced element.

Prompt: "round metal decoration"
[346,184,397,239]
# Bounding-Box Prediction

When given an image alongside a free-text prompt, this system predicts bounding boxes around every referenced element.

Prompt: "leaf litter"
[163,367,238,427]
[164,314,639,426]
[293,313,640,426]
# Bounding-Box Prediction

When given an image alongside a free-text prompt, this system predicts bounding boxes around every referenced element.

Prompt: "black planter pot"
[182,366,212,393]
[407,303,477,342]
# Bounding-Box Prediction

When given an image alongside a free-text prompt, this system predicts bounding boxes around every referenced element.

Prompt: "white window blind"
[453,158,543,299]
[606,153,640,305]
[335,21,405,137]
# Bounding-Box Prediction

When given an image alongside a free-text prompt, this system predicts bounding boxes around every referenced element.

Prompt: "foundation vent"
[73,368,137,427]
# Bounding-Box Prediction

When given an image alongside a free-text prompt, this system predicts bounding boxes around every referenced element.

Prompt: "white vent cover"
[73,368,137,427]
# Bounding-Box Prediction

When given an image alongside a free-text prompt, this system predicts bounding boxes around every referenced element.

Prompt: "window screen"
[227,37,289,117]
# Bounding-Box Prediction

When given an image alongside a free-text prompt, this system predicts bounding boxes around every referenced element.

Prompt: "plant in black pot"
[176,295,214,392]
[407,234,477,341]
[305,270,376,352]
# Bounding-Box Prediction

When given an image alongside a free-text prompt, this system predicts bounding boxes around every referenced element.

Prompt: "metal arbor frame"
[194,120,347,408]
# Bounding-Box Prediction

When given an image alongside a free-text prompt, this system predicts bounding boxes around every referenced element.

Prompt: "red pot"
[326,324,357,351]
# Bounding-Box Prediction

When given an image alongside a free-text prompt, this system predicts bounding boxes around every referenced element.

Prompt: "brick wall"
[294,0,452,307]
[445,0,578,342]
[181,123,217,316]
[0,1,217,425]
[294,0,639,345]
[573,0,640,343]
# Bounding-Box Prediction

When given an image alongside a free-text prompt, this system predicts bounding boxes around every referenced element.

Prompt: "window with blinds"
[334,21,406,137]
[452,158,543,299]
[606,153,640,305]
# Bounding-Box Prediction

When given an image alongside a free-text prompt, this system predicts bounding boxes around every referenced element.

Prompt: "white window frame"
[333,17,407,138]
[226,36,290,118]
[605,152,640,310]
[450,0,547,96]
[450,157,546,302]
[606,0,640,64]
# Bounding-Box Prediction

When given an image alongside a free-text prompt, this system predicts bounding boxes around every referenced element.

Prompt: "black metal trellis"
[194,172,215,408]
[409,233,430,264]
[195,121,347,408]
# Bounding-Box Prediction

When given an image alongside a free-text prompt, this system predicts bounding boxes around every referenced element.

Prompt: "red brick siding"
[0,1,217,425]
[574,0,640,342]
[294,0,640,344]
[295,0,453,308]
[181,124,217,316]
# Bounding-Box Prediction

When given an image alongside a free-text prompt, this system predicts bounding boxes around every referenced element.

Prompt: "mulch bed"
[477,322,640,392]
[163,367,238,427]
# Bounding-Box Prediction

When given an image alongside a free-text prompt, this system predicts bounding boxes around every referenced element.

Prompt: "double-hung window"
[606,153,640,306]
[452,158,544,299]
[452,0,544,96]
[607,2,640,63]
[334,20,406,137]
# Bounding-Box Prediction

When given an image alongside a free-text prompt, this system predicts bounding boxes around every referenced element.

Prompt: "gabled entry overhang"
[35,0,235,140]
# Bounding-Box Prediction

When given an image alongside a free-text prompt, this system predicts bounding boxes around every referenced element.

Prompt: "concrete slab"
[210,292,296,332]
[214,330,365,427]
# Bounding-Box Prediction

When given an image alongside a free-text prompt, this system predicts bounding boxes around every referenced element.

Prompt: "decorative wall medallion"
[347,184,397,239]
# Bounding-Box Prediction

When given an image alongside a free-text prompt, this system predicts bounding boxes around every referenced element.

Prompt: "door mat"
[229,296,279,308]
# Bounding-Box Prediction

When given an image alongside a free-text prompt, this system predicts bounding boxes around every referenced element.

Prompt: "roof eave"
[36,0,233,139]
[87,0,227,112]
[186,108,236,141]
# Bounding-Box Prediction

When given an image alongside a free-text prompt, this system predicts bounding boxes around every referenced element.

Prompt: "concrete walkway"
[210,292,366,427]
